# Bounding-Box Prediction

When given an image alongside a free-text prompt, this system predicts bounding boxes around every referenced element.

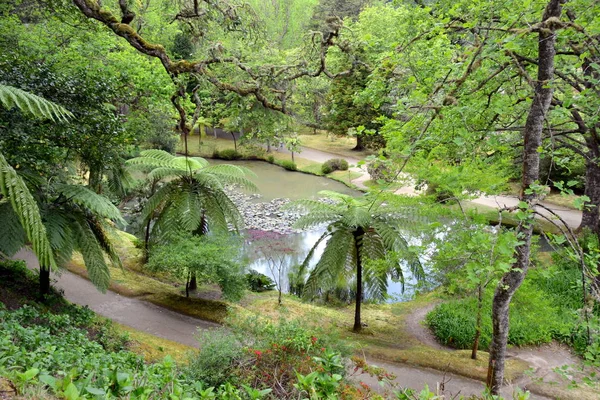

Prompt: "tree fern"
[55,183,126,225]
[0,153,57,270]
[0,84,73,122]
[289,191,425,331]
[128,149,256,245]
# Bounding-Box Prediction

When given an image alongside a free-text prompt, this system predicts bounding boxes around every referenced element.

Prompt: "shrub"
[266,154,275,163]
[246,270,276,292]
[426,280,568,349]
[321,158,349,174]
[185,328,247,387]
[213,148,242,160]
[278,160,297,171]
[367,159,397,183]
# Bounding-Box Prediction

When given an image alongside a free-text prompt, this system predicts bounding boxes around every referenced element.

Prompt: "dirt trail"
[14,249,551,398]
[14,249,218,348]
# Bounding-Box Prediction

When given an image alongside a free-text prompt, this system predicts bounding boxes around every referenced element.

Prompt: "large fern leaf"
[0,153,57,269]
[55,184,125,226]
[0,84,73,122]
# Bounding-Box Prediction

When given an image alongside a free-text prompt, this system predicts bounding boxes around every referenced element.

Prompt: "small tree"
[288,191,423,332]
[246,230,298,306]
[432,222,517,359]
[147,234,246,300]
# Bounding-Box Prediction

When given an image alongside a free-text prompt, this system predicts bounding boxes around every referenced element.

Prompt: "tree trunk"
[185,271,191,298]
[39,266,50,297]
[487,0,562,394]
[580,132,600,236]
[353,227,365,332]
[353,133,365,151]
[472,284,483,360]
[189,273,197,291]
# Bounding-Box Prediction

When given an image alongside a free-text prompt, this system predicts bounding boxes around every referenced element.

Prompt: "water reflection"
[244,228,423,303]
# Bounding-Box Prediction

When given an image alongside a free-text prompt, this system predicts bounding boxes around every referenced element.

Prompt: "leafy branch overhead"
[72,0,361,114]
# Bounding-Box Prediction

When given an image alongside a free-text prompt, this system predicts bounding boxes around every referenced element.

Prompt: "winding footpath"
[15,249,553,399]
[290,145,583,229]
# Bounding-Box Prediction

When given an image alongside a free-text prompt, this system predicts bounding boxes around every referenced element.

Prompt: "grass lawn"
[298,132,372,160]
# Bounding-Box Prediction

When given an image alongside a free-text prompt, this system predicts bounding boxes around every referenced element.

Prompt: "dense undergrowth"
[426,252,600,363]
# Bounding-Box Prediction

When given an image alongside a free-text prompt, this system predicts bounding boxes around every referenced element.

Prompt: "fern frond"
[304,229,354,298]
[0,84,73,122]
[147,167,186,182]
[0,203,27,257]
[0,153,56,269]
[55,184,125,225]
[73,215,110,292]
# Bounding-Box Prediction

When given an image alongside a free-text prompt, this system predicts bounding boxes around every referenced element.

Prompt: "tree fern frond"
[0,153,56,269]
[87,216,122,269]
[140,183,176,223]
[147,167,186,182]
[0,203,27,257]
[73,216,110,292]
[55,184,125,225]
[43,209,75,266]
[304,229,354,297]
[0,84,73,122]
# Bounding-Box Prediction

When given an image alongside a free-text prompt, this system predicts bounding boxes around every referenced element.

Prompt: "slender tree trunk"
[487,0,563,394]
[353,227,365,332]
[185,271,191,298]
[580,130,600,235]
[233,130,239,152]
[39,266,50,297]
[472,284,483,360]
[291,151,295,162]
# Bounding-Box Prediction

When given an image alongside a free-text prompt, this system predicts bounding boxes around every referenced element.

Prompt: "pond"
[211,159,422,302]
[209,159,359,201]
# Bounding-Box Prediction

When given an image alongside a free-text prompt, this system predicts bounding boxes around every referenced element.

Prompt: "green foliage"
[185,328,246,388]
[245,270,276,292]
[426,279,574,350]
[147,234,246,301]
[0,153,56,271]
[213,149,243,160]
[287,191,424,322]
[266,155,275,164]
[127,149,255,242]
[276,160,298,171]
[321,158,349,174]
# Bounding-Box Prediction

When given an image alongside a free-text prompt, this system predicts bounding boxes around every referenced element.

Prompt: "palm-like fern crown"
[288,191,424,301]
[1,84,120,292]
[127,150,257,240]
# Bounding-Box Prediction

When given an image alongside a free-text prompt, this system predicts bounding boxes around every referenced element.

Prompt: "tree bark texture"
[487,0,564,394]
[581,135,600,235]
[353,227,365,332]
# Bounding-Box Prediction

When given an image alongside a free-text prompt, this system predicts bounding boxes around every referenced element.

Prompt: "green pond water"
[209,159,360,200]
[209,159,417,302]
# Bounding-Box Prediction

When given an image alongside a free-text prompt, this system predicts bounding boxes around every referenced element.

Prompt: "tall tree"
[290,191,423,332]
[487,0,564,393]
